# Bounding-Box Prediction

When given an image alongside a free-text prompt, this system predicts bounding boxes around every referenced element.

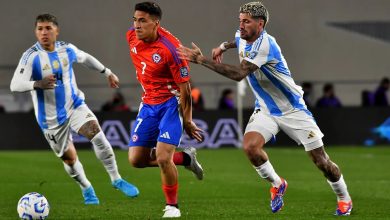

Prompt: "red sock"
[162,183,178,205]
[173,152,184,165]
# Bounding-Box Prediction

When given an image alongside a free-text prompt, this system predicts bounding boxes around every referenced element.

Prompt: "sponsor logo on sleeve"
[180,67,189,78]
[152,53,161,63]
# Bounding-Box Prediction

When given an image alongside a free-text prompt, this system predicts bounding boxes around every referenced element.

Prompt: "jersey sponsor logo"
[152,53,161,63]
[43,64,50,71]
[180,67,189,78]
[52,60,60,69]
[62,58,68,67]
[19,68,24,74]
[159,132,171,139]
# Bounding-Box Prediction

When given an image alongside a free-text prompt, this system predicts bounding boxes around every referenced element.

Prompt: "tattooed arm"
[177,42,258,82]
[212,39,237,63]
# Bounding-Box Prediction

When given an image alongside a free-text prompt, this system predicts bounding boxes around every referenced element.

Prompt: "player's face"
[239,13,264,43]
[133,11,159,42]
[35,21,59,51]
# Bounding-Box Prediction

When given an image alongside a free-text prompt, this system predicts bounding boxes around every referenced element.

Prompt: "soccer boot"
[112,178,139,198]
[162,205,181,218]
[270,178,288,213]
[335,200,353,216]
[82,186,99,205]
[183,147,204,180]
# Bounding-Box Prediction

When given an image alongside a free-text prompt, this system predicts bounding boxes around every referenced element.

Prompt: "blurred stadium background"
[0,0,389,219]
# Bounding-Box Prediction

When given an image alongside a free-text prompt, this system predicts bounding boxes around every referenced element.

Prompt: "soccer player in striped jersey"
[127,2,204,218]
[10,13,139,205]
[178,1,352,216]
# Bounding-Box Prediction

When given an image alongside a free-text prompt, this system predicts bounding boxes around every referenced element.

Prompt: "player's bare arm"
[177,81,203,142]
[33,74,56,89]
[177,43,258,81]
[212,39,237,63]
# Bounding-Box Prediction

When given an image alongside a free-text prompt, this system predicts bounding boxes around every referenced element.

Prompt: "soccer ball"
[17,192,50,219]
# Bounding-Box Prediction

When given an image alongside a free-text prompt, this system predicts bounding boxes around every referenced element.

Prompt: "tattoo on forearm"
[200,58,258,81]
[225,40,237,50]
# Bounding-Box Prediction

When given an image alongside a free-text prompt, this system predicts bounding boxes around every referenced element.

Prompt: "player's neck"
[40,43,55,52]
[143,32,159,43]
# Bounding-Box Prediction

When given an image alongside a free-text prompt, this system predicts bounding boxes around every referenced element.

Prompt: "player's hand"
[35,74,56,89]
[212,47,224,63]
[177,42,203,64]
[108,73,119,88]
[184,121,204,142]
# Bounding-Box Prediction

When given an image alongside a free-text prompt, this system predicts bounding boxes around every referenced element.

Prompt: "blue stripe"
[66,48,84,108]
[47,52,67,125]
[160,36,181,65]
[248,74,282,116]
[32,55,48,129]
[267,38,291,76]
[260,66,311,116]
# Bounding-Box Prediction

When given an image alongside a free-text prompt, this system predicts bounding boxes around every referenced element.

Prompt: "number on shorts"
[134,118,143,133]
[46,133,57,144]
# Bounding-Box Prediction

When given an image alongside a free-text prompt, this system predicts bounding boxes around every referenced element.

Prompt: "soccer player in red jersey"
[127,2,203,218]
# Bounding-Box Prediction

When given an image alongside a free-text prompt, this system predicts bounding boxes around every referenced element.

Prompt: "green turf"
[0,147,389,219]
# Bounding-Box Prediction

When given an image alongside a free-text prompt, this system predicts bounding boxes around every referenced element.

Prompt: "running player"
[177,1,352,216]
[10,13,139,205]
[127,2,204,218]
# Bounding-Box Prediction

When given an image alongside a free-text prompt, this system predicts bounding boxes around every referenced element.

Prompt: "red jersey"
[126,27,190,104]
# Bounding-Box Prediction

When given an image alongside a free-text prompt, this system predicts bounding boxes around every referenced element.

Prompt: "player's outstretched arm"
[177,43,257,82]
[177,81,203,142]
[212,40,237,63]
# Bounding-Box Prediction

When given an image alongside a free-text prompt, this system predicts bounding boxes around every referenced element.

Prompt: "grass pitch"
[0,146,389,219]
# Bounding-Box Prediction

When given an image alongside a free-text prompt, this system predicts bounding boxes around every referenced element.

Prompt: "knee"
[243,139,264,156]
[63,158,77,166]
[156,156,171,170]
[128,156,147,168]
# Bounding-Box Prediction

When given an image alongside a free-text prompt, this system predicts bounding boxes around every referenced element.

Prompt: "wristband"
[101,67,112,77]
[219,41,228,51]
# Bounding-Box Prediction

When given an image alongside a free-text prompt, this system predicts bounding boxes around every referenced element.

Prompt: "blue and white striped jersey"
[11,41,104,129]
[235,30,310,116]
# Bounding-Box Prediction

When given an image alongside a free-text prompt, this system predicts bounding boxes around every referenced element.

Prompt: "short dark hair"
[35,13,58,26]
[135,2,162,20]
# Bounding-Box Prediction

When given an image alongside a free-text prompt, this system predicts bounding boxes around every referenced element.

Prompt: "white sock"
[63,158,91,190]
[254,160,282,187]
[91,131,121,182]
[327,175,351,201]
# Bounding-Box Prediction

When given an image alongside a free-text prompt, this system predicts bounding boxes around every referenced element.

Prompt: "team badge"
[152,53,161,63]
[247,51,258,59]
[132,134,139,142]
[52,60,60,69]
[180,67,189,78]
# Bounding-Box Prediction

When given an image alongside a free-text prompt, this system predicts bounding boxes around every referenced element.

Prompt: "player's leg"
[308,146,352,216]
[43,123,98,205]
[156,142,181,218]
[61,142,99,205]
[279,110,352,215]
[72,105,139,197]
[243,110,286,213]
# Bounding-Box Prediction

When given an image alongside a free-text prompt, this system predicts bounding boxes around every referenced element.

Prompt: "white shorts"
[245,109,324,151]
[43,105,97,157]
